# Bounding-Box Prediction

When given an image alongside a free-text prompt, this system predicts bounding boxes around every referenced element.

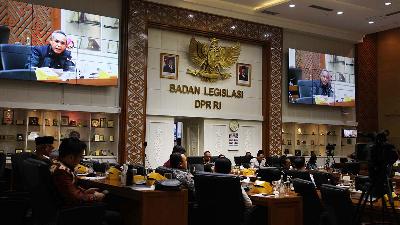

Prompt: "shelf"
[61,126,89,128]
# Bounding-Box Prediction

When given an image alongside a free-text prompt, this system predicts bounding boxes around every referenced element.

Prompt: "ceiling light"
[289,4,295,8]
[385,2,392,6]
[230,25,236,29]
[368,21,375,24]
[188,14,194,18]
[337,11,343,15]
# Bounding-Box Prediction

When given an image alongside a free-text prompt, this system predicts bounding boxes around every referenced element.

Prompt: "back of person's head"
[309,154,317,163]
[68,131,80,139]
[257,150,264,157]
[245,152,252,157]
[172,145,186,155]
[170,152,183,169]
[214,157,232,174]
[59,137,86,158]
[293,157,305,170]
[218,154,225,158]
[279,155,287,166]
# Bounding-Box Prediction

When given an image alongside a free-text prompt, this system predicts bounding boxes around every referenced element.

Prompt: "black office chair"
[131,164,146,175]
[320,184,355,225]
[0,196,30,225]
[285,170,312,182]
[92,161,108,173]
[0,25,10,44]
[11,152,33,191]
[265,156,281,167]
[187,156,204,165]
[0,44,37,80]
[0,153,5,178]
[341,162,360,175]
[189,164,204,174]
[312,171,336,189]
[257,167,281,183]
[293,178,324,225]
[23,158,105,225]
[194,172,245,225]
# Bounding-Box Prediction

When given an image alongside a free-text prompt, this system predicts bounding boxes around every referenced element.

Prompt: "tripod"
[353,171,400,225]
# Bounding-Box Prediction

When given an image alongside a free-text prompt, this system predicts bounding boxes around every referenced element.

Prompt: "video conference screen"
[0,0,119,86]
[288,48,355,107]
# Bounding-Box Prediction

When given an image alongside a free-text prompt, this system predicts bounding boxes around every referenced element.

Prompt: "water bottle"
[126,165,134,186]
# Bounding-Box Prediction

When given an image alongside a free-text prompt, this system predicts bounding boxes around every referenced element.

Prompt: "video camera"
[362,130,398,195]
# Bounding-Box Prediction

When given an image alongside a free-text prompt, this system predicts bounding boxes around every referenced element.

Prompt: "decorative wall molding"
[123,0,283,163]
[355,33,378,133]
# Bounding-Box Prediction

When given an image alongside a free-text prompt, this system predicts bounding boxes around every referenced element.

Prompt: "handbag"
[155,179,181,191]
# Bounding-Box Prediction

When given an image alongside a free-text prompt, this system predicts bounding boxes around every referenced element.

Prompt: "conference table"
[79,178,188,225]
[250,193,303,225]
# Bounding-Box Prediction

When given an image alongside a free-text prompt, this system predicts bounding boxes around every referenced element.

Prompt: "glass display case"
[0,108,119,158]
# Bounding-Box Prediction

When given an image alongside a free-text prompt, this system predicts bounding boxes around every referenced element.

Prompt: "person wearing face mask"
[26,30,75,71]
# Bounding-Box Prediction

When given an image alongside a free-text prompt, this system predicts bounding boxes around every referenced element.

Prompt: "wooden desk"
[250,194,303,225]
[80,178,188,225]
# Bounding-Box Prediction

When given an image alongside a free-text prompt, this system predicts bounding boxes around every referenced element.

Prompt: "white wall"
[145,116,175,169]
[282,30,357,126]
[146,28,263,121]
[203,119,262,163]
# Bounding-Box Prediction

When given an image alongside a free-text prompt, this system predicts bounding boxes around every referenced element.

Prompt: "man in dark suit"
[162,57,175,73]
[26,30,75,71]
[238,66,248,81]
[312,69,333,97]
[32,136,55,165]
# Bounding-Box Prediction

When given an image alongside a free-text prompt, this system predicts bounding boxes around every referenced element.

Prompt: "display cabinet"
[0,108,119,158]
[281,122,356,157]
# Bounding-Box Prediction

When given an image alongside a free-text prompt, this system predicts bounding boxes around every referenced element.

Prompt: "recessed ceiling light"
[385,2,392,6]
[368,21,375,24]
[230,25,236,29]
[289,4,295,8]
[337,11,343,15]
[188,14,194,18]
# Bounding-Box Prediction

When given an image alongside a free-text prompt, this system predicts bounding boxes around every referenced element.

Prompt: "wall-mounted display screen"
[0,0,119,86]
[288,48,355,107]
[343,129,357,138]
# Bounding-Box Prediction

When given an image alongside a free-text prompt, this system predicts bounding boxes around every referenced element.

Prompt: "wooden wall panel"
[0,0,60,45]
[356,33,378,133]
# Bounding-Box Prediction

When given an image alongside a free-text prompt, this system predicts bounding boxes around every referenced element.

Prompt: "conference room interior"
[1,0,400,225]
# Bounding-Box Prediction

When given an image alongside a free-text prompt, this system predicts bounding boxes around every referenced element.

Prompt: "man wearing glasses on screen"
[26,30,75,71]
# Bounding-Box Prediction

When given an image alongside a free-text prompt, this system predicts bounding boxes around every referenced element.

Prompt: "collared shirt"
[172,168,195,193]
[250,158,266,168]
[50,160,96,208]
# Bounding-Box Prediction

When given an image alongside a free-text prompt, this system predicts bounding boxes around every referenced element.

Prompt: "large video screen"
[288,48,355,107]
[0,1,119,86]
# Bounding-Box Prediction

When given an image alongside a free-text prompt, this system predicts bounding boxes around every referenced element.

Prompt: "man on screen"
[26,30,75,71]
[313,69,333,97]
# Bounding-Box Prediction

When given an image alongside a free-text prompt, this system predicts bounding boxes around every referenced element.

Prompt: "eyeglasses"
[53,39,66,45]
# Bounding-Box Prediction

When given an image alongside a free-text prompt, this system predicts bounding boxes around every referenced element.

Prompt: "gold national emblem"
[187,37,241,82]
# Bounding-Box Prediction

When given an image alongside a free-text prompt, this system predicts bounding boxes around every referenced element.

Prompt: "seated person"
[163,145,187,169]
[26,30,75,71]
[214,157,252,209]
[293,156,316,185]
[306,153,318,170]
[280,155,291,170]
[293,157,306,171]
[169,152,194,193]
[203,150,212,164]
[313,69,333,97]
[33,136,55,165]
[250,150,266,169]
[50,137,104,208]
[203,150,213,172]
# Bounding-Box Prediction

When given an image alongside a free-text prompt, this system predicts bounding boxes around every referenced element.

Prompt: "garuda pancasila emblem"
[187,37,241,82]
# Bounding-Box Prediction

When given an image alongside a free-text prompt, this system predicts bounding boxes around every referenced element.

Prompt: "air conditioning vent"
[309,5,333,12]
[386,11,400,17]
[261,10,280,15]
